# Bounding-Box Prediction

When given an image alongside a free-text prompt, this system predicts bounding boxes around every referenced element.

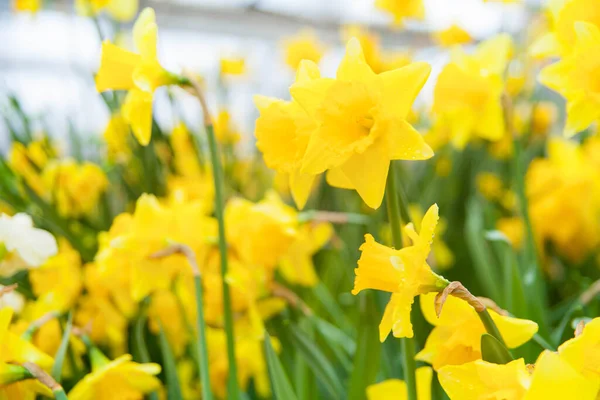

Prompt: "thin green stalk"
[206,124,239,398]
[183,72,240,398]
[385,161,417,400]
[53,388,69,400]
[478,309,507,347]
[194,274,213,400]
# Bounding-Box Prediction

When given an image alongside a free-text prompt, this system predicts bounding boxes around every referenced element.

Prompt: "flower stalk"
[385,161,418,400]
[184,73,240,400]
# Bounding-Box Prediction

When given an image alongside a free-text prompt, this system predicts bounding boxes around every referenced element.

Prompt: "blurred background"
[0,0,543,152]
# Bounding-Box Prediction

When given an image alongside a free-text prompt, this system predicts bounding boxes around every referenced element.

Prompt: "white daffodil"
[0,213,58,277]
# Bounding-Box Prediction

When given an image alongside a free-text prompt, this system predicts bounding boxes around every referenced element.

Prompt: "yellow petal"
[415,366,433,400]
[388,119,433,160]
[367,379,407,400]
[95,41,140,92]
[380,292,414,340]
[337,37,376,84]
[490,310,538,349]
[529,33,561,59]
[289,169,315,210]
[558,317,600,378]
[326,168,354,190]
[538,60,572,93]
[133,7,157,60]
[565,95,600,137]
[122,89,153,146]
[474,33,513,76]
[106,0,138,22]
[378,62,431,119]
[340,135,390,209]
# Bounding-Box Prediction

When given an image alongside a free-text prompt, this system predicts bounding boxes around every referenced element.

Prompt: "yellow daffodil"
[12,0,41,13]
[0,361,53,399]
[148,289,189,357]
[292,38,433,209]
[530,0,600,59]
[476,172,504,201]
[375,0,425,26]
[531,102,557,137]
[367,367,432,400]
[8,142,47,196]
[526,138,600,262]
[214,110,241,145]
[539,22,600,137]
[433,34,513,148]
[96,8,182,145]
[497,217,525,250]
[282,29,324,70]
[225,191,297,269]
[220,57,246,76]
[68,351,161,400]
[438,358,530,400]
[558,317,600,380]
[254,60,324,209]
[433,25,473,47]
[0,213,57,277]
[408,204,454,270]
[352,204,449,340]
[417,292,538,370]
[278,222,333,287]
[75,0,139,22]
[525,350,599,399]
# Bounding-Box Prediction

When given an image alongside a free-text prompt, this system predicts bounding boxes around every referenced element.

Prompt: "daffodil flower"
[282,29,324,70]
[96,8,182,146]
[367,367,432,400]
[292,38,433,209]
[352,204,449,340]
[374,0,424,26]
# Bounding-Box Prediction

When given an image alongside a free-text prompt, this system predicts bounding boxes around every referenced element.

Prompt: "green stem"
[206,124,240,399]
[385,161,417,400]
[194,274,213,400]
[478,309,507,347]
[53,388,69,400]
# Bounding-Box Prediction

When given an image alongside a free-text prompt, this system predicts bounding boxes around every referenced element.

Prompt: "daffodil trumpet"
[182,72,241,400]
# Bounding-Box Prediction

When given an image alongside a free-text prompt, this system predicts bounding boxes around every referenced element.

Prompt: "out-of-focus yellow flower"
[254,61,323,209]
[96,8,181,145]
[42,159,108,218]
[292,38,433,209]
[278,222,333,287]
[526,138,600,262]
[367,367,432,400]
[214,110,241,145]
[8,142,46,196]
[282,29,324,70]
[539,22,600,137]
[531,102,557,137]
[438,358,530,399]
[226,191,297,269]
[530,0,600,59]
[352,204,449,340]
[68,351,161,400]
[417,292,538,370]
[433,25,472,47]
[220,57,246,76]
[476,172,504,201]
[378,51,413,72]
[375,0,424,26]
[433,34,513,148]
[75,0,138,22]
[148,289,189,357]
[12,0,41,12]
[0,213,58,277]
[526,350,599,399]
[342,26,381,72]
[103,113,131,163]
[497,217,525,250]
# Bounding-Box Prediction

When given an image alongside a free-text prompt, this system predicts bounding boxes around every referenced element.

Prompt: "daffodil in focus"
[438,358,530,400]
[96,8,182,145]
[558,317,600,380]
[433,25,472,47]
[68,348,161,400]
[352,204,450,340]
[375,0,424,26]
[538,22,600,137]
[282,29,324,70]
[408,204,454,270]
[75,0,139,22]
[0,213,57,277]
[292,38,433,209]
[417,292,538,370]
[254,60,324,209]
[367,367,432,400]
[433,34,513,148]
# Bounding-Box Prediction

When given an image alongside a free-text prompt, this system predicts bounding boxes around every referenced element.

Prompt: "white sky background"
[0,0,543,153]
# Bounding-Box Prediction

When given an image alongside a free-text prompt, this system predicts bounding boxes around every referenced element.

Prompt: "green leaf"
[348,292,381,400]
[158,323,183,400]
[134,306,159,400]
[289,324,346,400]
[51,312,73,382]
[481,333,513,364]
[264,332,298,400]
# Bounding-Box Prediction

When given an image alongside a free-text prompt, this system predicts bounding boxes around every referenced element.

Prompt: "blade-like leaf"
[51,312,72,382]
[158,323,183,400]
[264,332,299,400]
[481,333,513,365]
